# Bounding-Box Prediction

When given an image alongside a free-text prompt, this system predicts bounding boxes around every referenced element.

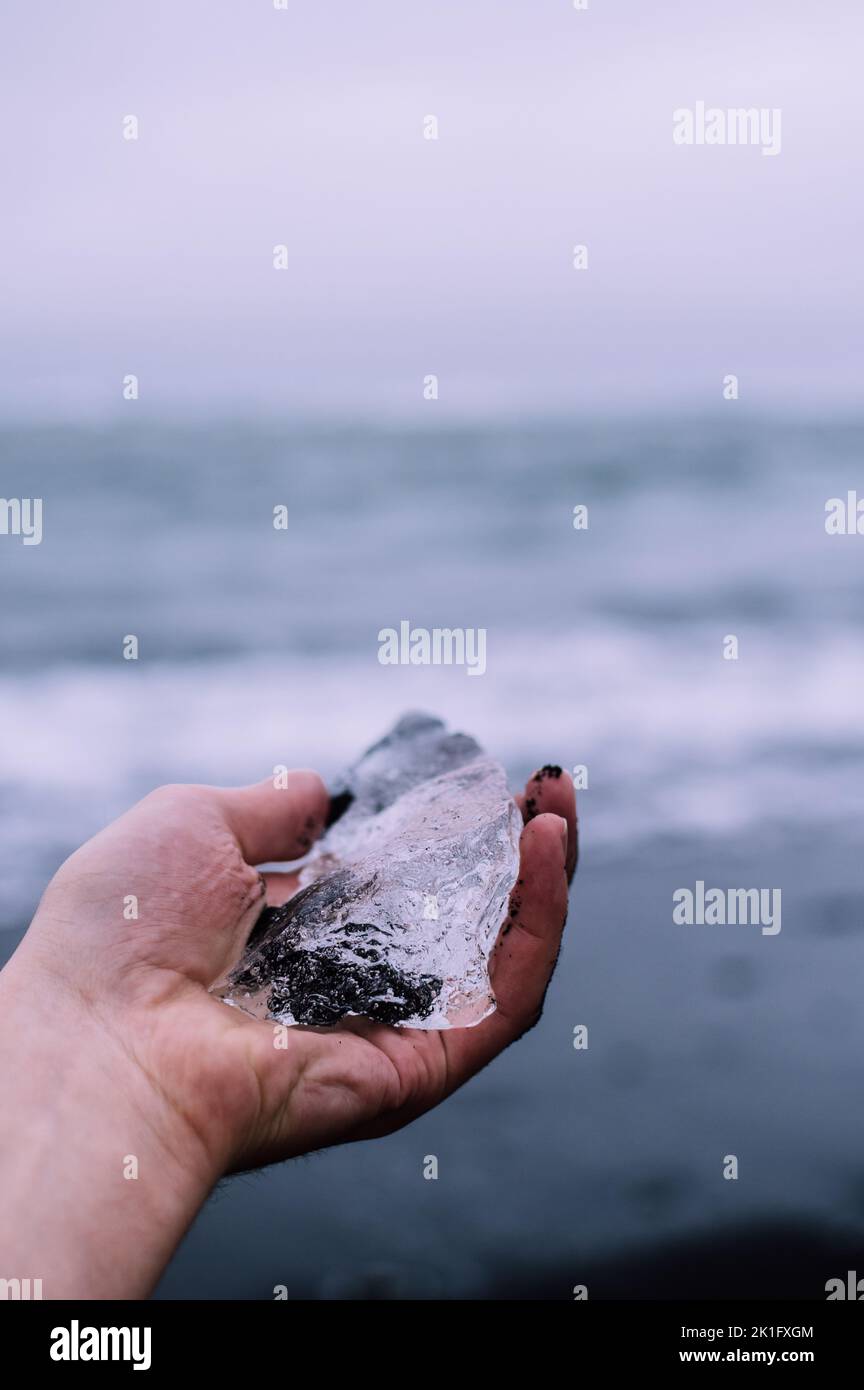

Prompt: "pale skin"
[0,766,577,1299]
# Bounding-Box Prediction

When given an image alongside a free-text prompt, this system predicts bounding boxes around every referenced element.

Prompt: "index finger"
[441,808,571,1088]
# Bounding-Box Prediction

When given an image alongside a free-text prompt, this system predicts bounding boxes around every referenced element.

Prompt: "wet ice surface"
[214,714,522,1029]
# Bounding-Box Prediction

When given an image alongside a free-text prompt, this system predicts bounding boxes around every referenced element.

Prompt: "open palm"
[24,765,577,1176]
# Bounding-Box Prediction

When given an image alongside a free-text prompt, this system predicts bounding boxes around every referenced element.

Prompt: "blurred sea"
[2,416,863,1298]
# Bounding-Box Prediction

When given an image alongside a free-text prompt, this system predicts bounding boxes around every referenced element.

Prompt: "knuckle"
[512,1000,545,1040]
[143,782,211,812]
[144,781,188,804]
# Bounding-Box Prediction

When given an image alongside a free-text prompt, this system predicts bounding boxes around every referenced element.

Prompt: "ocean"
[2,415,863,1298]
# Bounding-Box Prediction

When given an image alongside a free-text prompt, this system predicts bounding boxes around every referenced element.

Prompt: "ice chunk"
[214,713,522,1029]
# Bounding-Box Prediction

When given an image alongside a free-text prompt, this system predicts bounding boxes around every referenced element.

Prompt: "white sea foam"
[0,621,860,898]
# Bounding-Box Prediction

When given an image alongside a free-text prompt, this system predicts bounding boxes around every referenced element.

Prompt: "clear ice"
[214,713,522,1029]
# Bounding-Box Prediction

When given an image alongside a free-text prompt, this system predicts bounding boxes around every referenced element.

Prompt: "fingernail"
[556,815,568,854]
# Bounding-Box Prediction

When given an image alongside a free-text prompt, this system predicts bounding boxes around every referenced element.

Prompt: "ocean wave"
[1,622,860,925]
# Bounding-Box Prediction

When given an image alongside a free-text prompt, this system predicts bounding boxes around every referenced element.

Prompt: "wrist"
[0,949,218,1299]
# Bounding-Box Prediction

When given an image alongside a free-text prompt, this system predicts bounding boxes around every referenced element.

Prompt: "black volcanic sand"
[150,828,864,1299]
[4,826,863,1300]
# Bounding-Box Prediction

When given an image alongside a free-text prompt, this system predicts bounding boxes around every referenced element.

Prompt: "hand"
[0,765,576,1297]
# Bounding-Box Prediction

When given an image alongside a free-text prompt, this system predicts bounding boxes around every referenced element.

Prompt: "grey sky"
[1,0,861,418]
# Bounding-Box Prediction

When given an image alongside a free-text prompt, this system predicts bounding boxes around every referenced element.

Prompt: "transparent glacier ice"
[214,713,522,1029]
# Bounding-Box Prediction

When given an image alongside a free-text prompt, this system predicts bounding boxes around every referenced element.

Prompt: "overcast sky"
[1,0,861,419]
